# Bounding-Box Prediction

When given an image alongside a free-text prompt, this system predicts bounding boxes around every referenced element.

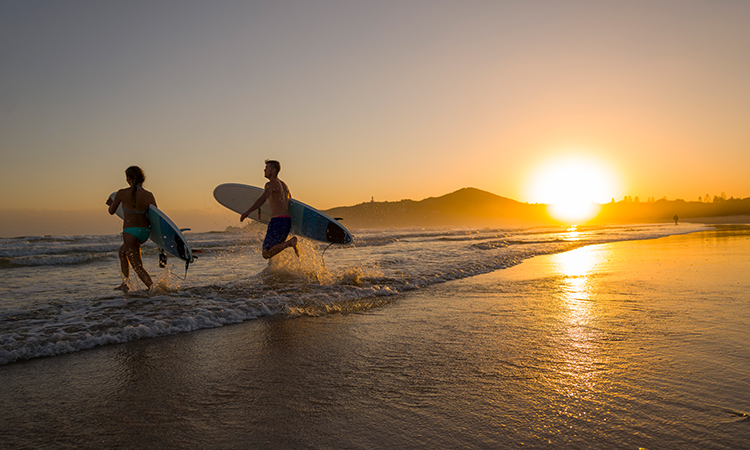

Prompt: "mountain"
[324,187,552,228]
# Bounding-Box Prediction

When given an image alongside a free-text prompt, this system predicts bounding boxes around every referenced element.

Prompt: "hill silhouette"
[324,188,750,229]
[325,188,550,228]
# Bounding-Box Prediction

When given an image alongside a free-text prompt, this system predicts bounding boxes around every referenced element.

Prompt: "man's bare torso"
[266,178,290,218]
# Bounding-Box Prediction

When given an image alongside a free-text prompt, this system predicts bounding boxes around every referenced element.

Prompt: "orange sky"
[1,1,749,236]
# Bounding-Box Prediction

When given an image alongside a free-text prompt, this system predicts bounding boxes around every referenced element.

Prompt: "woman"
[106,166,156,292]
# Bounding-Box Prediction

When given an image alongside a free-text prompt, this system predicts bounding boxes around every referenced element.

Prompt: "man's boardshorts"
[263,216,292,250]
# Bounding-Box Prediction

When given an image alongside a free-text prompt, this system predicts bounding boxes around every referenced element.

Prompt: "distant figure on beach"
[240,159,299,259]
[673,214,679,225]
[106,166,155,292]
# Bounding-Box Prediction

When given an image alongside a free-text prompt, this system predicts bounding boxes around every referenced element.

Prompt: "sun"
[526,156,620,224]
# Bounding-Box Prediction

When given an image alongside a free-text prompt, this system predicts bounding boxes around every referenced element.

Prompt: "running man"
[240,160,299,259]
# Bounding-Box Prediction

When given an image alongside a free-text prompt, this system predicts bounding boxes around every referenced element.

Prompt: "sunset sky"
[2,1,749,236]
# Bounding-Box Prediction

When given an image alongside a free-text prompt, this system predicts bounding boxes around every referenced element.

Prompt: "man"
[240,160,299,259]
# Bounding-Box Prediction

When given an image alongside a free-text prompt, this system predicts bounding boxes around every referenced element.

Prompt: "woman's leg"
[116,242,131,291]
[123,233,153,289]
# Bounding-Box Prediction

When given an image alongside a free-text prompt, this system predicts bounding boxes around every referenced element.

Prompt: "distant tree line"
[616,192,731,204]
[593,195,750,224]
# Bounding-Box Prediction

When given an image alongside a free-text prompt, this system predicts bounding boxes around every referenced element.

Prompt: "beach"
[1,225,749,449]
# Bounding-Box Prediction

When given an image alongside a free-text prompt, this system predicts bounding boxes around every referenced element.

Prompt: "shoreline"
[681,215,750,224]
[0,223,712,367]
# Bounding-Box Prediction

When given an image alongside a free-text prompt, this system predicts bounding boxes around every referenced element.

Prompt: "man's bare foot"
[114,283,130,293]
[290,236,299,257]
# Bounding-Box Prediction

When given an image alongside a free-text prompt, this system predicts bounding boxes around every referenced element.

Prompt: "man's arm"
[240,184,271,222]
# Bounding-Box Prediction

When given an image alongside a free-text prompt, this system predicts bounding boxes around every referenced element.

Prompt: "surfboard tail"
[326,222,350,244]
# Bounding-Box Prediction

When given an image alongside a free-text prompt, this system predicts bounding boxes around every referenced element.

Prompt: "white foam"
[0,223,716,365]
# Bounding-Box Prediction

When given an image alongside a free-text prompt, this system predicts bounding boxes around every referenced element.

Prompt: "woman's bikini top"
[122,207,147,215]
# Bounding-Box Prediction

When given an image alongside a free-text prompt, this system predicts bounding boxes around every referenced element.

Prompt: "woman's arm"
[107,191,122,215]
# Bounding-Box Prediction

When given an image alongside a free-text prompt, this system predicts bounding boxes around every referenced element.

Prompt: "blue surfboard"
[109,192,195,270]
[213,183,353,245]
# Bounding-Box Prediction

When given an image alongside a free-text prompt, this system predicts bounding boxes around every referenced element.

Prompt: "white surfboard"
[109,192,195,270]
[213,183,353,245]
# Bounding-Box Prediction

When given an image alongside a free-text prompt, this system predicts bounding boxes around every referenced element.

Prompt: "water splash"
[260,238,334,284]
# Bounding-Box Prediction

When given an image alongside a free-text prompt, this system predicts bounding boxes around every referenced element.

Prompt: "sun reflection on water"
[565,225,581,241]
[553,245,603,300]
[547,245,610,401]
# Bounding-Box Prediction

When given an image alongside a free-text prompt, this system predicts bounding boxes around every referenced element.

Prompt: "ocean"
[2,223,749,449]
[0,223,707,366]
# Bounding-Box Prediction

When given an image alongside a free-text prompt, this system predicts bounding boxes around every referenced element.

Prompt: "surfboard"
[213,183,353,245]
[109,192,195,269]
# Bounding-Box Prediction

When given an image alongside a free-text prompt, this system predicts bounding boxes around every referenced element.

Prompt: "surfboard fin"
[158,249,167,268]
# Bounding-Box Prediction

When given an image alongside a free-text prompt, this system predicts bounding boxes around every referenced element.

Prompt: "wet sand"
[1,226,749,449]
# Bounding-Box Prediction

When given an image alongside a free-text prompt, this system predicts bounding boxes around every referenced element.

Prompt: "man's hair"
[265,159,281,173]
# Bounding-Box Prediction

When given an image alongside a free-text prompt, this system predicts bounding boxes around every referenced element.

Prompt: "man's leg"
[262,236,298,259]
